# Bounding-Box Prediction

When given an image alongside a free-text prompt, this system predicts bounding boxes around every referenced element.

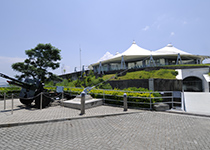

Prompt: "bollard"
[40,92,42,110]
[4,92,6,110]
[149,92,152,110]
[62,92,64,107]
[80,92,85,115]
[103,90,105,102]
[172,92,174,108]
[123,93,127,111]
[11,94,14,114]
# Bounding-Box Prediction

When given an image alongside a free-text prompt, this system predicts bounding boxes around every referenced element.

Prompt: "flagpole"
[80,45,81,72]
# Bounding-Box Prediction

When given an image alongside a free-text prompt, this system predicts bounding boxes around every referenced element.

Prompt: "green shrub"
[65,87,83,95]
[45,80,54,86]
[44,86,56,91]
[87,87,162,108]
[55,72,113,90]
[0,86,21,93]
[63,86,161,108]
[124,87,149,92]
[0,87,21,98]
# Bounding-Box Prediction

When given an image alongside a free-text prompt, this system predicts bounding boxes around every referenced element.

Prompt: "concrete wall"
[203,74,210,92]
[108,79,182,91]
[153,79,182,91]
[176,67,210,92]
[107,79,149,90]
[183,92,210,115]
[176,67,209,80]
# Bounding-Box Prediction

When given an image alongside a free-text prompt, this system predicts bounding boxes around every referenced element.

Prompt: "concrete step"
[62,95,103,109]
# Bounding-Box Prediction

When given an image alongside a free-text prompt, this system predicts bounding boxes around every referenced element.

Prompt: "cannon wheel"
[19,98,34,106]
[35,93,52,108]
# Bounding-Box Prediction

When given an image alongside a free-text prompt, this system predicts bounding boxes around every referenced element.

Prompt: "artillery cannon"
[0,73,52,108]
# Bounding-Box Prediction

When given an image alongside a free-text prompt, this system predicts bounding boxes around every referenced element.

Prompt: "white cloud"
[0,56,25,82]
[0,56,24,64]
[142,26,150,31]
[170,32,175,36]
[151,14,168,29]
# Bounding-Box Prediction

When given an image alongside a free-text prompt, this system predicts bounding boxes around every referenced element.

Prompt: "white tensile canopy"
[92,41,152,66]
[98,52,114,62]
[154,44,191,55]
[152,44,209,61]
[91,41,209,66]
[121,41,151,56]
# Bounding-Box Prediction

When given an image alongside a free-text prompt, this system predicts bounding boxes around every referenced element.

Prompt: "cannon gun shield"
[0,73,52,108]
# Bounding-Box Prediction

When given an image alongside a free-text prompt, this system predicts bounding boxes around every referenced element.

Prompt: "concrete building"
[176,67,210,92]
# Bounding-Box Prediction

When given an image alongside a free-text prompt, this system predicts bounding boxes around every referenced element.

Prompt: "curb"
[165,110,210,118]
[1,109,210,128]
[0,111,141,128]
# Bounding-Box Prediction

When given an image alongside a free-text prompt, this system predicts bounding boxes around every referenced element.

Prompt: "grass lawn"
[102,69,178,80]
[164,64,210,67]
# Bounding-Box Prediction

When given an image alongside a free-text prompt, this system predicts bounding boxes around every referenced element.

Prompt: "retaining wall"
[154,79,182,91]
[107,79,148,90]
[108,79,182,91]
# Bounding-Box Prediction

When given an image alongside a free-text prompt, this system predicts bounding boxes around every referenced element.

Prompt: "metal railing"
[0,91,64,114]
[0,92,18,114]
[0,88,182,114]
[62,87,182,110]
[87,90,181,110]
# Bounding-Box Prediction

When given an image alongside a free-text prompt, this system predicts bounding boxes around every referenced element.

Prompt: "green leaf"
[12,43,61,83]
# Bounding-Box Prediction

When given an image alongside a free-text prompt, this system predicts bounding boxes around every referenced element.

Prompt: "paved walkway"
[0,99,142,127]
[1,108,210,149]
[1,99,210,149]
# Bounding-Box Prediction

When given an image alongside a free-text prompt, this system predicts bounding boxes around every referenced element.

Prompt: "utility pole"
[80,45,81,72]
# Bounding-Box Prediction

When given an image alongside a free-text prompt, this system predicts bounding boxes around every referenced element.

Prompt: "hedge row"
[0,87,21,94]
[1,86,163,108]
[45,86,163,108]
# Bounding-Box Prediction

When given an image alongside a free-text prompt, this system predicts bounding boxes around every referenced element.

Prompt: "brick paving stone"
[0,99,142,125]
[1,99,210,149]
[0,112,210,149]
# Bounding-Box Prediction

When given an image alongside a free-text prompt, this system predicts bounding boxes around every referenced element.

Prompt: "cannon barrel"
[0,72,52,108]
[0,73,33,89]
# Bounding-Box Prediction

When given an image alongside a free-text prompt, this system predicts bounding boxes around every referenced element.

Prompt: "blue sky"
[0,0,210,82]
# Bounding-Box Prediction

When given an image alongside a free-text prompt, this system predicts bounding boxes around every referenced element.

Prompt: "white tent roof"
[98,52,114,62]
[154,44,191,55]
[91,42,210,66]
[121,41,151,56]
[95,41,151,64]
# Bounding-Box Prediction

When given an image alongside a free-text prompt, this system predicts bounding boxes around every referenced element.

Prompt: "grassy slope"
[164,64,210,67]
[103,69,178,80]
[103,64,210,80]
